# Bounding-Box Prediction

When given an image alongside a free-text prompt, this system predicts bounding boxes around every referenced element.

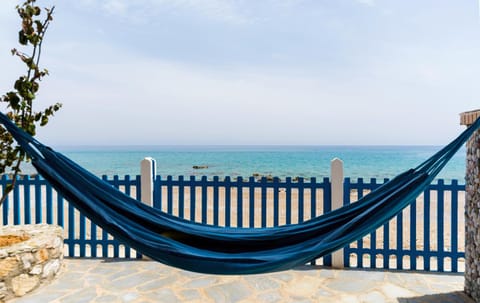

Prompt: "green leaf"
[34,20,43,32]
[18,30,28,45]
[40,115,48,126]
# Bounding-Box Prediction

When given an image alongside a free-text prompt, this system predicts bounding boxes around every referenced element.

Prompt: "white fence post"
[331,158,345,268]
[140,157,156,207]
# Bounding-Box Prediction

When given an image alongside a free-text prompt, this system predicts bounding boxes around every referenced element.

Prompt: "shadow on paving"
[398,291,474,303]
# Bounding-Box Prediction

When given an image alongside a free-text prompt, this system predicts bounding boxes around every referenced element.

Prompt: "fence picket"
[237,177,243,227]
[34,175,42,224]
[167,175,173,214]
[286,177,292,225]
[437,179,445,272]
[451,180,459,272]
[1,175,9,225]
[259,177,266,227]
[225,176,231,227]
[13,178,20,225]
[248,177,255,227]
[423,188,431,271]
[213,176,219,225]
[23,176,31,224]
[201,176,208,224]
[410,200,417,270]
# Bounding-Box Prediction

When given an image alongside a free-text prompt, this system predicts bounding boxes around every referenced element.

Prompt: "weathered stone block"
[35,248,49,263]
[0,257,20,279]
[11,274,39,296]
[42,259,60,279]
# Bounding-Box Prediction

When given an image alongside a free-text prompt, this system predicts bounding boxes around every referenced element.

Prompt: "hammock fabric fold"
[0,112,479,274]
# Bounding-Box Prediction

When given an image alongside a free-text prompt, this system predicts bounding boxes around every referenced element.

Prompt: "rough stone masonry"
[0,224,63,302]
[461,109,480,302]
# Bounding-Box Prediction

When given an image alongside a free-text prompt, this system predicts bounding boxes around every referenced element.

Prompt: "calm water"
[25,145,467,181]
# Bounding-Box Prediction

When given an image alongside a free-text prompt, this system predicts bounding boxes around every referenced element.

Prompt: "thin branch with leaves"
[0,0,62,206]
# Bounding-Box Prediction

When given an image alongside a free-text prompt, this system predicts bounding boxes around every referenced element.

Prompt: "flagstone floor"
[8,259,473,303]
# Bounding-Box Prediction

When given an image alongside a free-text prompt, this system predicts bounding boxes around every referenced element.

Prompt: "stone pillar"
[461,109,480,301]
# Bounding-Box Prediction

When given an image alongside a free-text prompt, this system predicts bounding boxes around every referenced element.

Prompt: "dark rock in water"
[193,165,208,169]
[252,173,281,182]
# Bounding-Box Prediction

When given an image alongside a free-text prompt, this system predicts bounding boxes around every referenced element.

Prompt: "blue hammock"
[0,112,479,274]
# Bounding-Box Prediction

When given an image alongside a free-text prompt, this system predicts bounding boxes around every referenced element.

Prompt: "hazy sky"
[0,0,479,146]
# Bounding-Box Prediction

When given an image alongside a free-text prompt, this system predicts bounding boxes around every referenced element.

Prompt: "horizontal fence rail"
[0,173,466,273]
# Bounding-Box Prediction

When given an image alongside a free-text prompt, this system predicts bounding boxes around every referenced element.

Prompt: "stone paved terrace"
[7,259,473,303]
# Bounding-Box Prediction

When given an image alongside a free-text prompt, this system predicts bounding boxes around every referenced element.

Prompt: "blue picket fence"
[0,174,466,272]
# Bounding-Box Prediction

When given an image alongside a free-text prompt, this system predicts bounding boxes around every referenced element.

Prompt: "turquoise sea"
[32,145,467,182]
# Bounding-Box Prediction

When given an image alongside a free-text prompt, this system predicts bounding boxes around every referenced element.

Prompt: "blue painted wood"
[153,175,162,209]
[46,182,53,224]
[112,175,121,258]
[101,175,110,258]
[310,178,317,220]
[23,176,31,224]
[135,176,142,211]
[249,177,255,227]
[13,177,20,225]
[273,177,280,227]
[357,178,365,268]
[57,193,64,228]
[79,212,87,257]
[369,178,378,268]
[90,218,98,258]
[179,175,185,220]
[68,203,75,257]
[286,177,292,225]
[410,200,417,270]
[451,180,459,272]
[1,175,9,225]
[382,243,390,270]
[167,175,173,214]
[298,178,305,224]
[322,177,333,267]
[123,175,131,196]
[424,188,431,271]
[212,176,219,225]
[396,211,403,270]
[190,176,196,222]
[201,176,208,224]
[237,177,243,227]
[344,177,350,267]
[225,176,231,227]
[34,175,42,224]
[260,177,267,227]
[437,179,445,272]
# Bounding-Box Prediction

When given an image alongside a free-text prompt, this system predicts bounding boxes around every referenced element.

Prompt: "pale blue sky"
[0,0,479,146]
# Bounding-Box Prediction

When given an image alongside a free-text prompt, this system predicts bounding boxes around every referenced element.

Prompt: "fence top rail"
[344,177,465,188]
[0,174,465,187]
[155,175,331,187]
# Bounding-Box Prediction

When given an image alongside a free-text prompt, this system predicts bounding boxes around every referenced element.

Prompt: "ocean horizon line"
[53,144,454,152]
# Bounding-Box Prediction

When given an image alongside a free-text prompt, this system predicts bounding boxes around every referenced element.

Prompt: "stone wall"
[0,224,63,302]
[462,110,480,302]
